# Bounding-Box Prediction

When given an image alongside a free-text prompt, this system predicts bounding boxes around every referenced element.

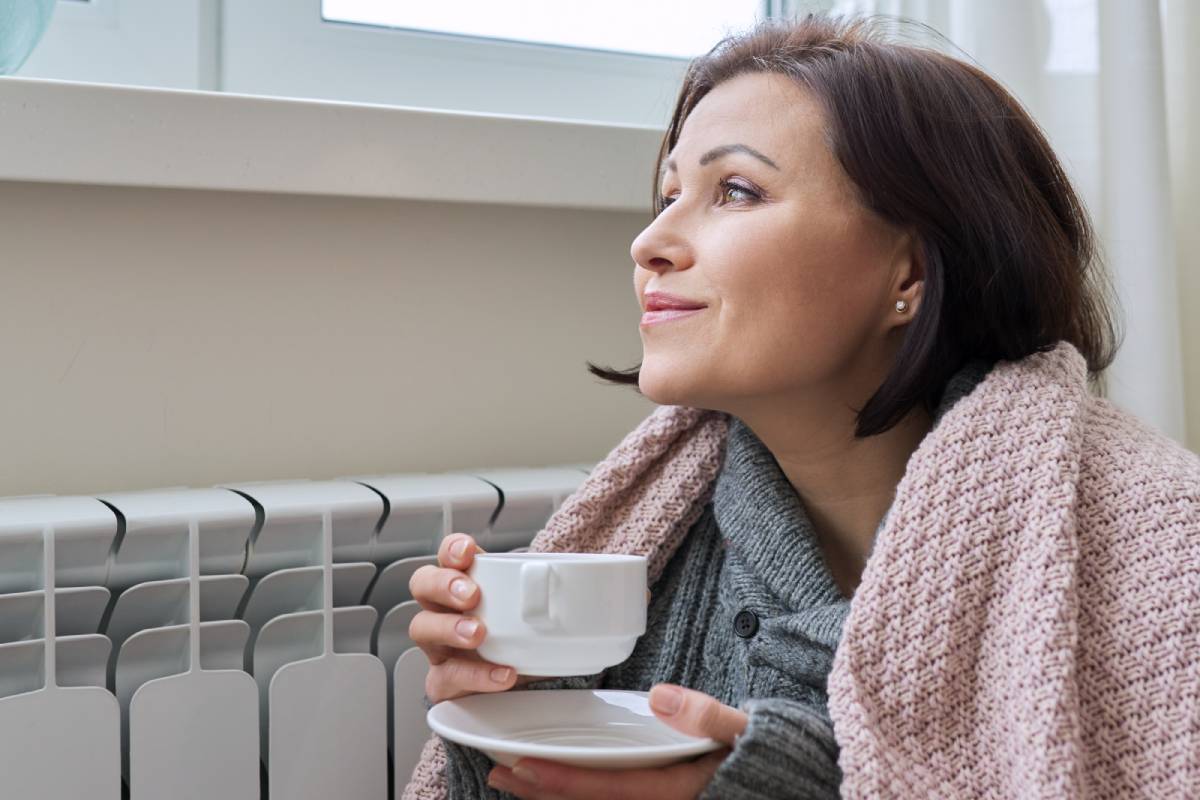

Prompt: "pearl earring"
[895,300,908,313]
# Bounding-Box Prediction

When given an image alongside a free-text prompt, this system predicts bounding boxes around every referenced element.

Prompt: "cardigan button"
[733,609,759,639]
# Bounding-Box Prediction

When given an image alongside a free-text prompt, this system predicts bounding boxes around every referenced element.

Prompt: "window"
[320,0,762,59]
[16,0,769,127]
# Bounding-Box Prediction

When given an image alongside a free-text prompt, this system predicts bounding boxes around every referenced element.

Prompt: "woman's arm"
[697,697,840,799]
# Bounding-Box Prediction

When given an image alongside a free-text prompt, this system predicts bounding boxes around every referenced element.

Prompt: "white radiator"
[0,465,592,799]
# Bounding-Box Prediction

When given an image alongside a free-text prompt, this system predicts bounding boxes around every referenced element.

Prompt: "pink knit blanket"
[404,341,1200,799]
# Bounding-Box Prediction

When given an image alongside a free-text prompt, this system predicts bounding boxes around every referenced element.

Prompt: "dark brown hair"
[587,13,1121,437]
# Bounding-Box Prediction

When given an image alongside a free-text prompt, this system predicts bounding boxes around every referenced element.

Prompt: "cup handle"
[520,562,556,631]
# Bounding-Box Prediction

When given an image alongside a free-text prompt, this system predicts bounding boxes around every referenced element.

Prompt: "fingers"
[648,684,749,745]
[438,532,484,570]
[408,609,486,659]
[408,532,527,704]
[410,533,483,612]
[409,564,480,613]
[425,656,518,703]
[409,608,522,701]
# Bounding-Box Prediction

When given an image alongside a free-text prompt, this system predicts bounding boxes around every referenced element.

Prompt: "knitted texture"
[523,403,730,583]
[827,342,1200,799]
[429,358,992,800]
[439,400,892,798]
[404,341,1200,799]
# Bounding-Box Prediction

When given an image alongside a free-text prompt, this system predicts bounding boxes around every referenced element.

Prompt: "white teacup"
[469,552,647,677]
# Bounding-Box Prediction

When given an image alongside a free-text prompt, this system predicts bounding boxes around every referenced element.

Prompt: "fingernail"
[511,763,539,785]
[450,579,473,599]
[451,537,469,558]
[455,618,478,639]
[490,667,511,683]
[650,685,682,715]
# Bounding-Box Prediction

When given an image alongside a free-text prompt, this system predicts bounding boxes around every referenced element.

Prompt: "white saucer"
[426,689,725,770]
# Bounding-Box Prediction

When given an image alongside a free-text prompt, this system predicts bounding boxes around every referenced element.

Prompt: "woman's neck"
[738,402,934,598]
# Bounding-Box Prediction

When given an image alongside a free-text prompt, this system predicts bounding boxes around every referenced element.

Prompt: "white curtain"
[778,0,1196,449]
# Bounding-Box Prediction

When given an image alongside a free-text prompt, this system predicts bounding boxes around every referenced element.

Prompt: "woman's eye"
[718,180,760,204]
[658,179,760,210]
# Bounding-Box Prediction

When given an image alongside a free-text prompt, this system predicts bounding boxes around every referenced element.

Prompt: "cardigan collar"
[711,357,995,613]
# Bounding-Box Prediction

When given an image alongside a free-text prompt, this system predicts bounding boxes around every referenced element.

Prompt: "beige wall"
[0,181,656,496]
[2,174,1196,498]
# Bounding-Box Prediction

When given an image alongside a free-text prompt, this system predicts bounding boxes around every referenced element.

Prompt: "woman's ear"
[887,230,924,328]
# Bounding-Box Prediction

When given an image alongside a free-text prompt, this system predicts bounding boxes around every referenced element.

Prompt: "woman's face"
[631,71,917,414]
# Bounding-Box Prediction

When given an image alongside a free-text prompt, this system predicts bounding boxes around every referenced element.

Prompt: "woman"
[404,13,1200,800]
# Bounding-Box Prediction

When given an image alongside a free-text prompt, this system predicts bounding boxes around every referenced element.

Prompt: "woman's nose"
[631,223,693,275]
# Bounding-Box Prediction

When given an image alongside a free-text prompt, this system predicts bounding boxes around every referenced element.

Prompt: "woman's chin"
[638,368,700,407]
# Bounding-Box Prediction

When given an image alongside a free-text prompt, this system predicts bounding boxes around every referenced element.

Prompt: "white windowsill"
[0,76,664,213]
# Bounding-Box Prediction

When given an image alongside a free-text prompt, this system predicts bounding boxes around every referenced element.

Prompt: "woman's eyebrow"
[663,143,780,173]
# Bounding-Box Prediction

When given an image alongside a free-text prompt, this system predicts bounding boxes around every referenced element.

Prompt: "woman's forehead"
[667,75,828,173]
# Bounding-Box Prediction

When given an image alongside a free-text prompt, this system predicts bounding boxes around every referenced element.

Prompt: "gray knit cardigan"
[436,360,992,799]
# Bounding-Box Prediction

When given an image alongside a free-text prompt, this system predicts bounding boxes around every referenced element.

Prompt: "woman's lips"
[640,308,706,327]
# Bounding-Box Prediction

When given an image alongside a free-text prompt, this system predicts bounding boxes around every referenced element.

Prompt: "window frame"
[19,0,771,126]
[219,0,768,126]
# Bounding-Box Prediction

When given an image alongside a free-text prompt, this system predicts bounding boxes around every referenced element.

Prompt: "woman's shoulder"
[975,340,1198,490]
[1077,396,1200,540]
[1081,396,1200,481]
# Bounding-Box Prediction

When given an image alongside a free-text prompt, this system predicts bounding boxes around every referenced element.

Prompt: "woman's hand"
[486,684,749,799]
[408,533,539,702]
